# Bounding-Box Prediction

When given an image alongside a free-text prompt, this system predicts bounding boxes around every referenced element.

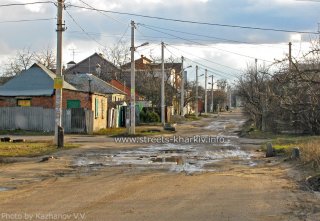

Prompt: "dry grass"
[299,140,320,168]
[271,136,320,169]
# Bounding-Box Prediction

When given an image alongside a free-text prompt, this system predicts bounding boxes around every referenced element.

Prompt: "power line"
[166,44,242,73]
[165,45,238,79]
[76,0,127,26]
[115,24,130,45]
[0,18,55,24]
[298,0,320,1]
[138,23,274,63]
[68,4,318,35]
[65,9,106,48]
[0,1,53,7]
[139,23,289,50]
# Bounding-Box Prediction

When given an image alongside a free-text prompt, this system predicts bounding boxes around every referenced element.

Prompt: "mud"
[0,111,319,221]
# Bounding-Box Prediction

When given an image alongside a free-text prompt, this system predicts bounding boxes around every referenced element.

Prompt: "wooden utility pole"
[54,0,65,146]
[289,42,292,72]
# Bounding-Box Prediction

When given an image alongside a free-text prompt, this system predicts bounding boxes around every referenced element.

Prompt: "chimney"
[67,61,76,69]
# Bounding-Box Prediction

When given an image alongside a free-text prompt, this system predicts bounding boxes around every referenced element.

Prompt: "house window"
[101,99,105,119]
[17,99,31,107]
[95,98,99,118]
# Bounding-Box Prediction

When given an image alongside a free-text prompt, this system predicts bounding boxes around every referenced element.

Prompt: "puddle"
[205,119,246,132]
[0,187,16,192]
[72,119,258,174]
[73,143,255,174]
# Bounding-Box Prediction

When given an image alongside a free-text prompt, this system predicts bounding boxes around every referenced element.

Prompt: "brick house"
[0,63,116,132]
[109,79,143,101]
[64,73,126,129]
[120,55,182,113]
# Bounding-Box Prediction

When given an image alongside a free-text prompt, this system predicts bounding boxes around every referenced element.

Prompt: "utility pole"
[161,42,165,125]
[130,20,136,134]
[289,42,292,72]
[180,56,184,116]
[228,85,232,109]
[195,65,199,117]
[255,58,258,74]
[210,75,214,112]
[204,69,208,114]
[54,0,65,146]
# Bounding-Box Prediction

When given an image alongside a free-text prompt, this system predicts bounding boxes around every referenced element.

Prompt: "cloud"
[0,0,318,77]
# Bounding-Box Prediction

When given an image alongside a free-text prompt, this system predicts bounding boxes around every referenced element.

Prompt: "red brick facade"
[0,89,97,110]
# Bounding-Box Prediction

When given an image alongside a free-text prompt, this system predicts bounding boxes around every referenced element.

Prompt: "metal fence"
[0,107,93,134]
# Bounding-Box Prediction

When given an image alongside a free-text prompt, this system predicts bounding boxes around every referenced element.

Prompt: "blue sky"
[0,0,319,82]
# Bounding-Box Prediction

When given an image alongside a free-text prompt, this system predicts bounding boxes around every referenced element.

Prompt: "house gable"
[0,63,77,97]
[64,53,120,81]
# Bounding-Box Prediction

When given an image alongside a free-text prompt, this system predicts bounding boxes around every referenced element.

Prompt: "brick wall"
[0,97,15,107]
[0,90,93,109]
[31,96,55,108]
[61,89,92,109]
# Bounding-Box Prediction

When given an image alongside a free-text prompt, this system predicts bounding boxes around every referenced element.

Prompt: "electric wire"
[139,23,290,50]
[76,0,127,26]
[0,1,53,7]
[67,4,318,35]
[65,9,106,48]
[138,23,274,63]
[164,46,238,79]
[166,44,243,73]
[0,18,55,24]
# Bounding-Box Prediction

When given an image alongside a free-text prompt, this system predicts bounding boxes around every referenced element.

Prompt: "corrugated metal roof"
[64,73,125,95]
[0,63,77,97]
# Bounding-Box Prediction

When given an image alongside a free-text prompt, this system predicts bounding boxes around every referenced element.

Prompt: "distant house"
[121,55,182,89]
[0,63,122,132]
[120,55,182,114]
[64,73,126,105]
[109,79,143,101]
[64,52,121,81]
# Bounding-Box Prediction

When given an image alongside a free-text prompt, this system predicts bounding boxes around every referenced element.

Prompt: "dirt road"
[0,111,319,221]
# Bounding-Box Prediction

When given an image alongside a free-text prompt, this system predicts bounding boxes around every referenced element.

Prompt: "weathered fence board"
[0,107,94,133]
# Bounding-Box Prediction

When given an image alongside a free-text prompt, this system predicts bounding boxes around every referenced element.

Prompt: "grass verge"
[271,136,320,167]
[0,141,78,157]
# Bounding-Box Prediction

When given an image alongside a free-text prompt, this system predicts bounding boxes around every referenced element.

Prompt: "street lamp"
[180,65,192,116]
[129,21,149,135]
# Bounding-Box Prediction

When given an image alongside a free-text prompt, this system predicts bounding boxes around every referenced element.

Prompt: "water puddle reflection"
[73,143,257,174]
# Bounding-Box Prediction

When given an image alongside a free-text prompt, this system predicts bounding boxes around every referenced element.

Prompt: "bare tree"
[102,40,130,67]
[236,63,270,130]
[3,47,34,77]
[34,46,56,69]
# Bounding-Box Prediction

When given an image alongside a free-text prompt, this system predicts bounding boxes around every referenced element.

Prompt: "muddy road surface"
[0,111,319,221]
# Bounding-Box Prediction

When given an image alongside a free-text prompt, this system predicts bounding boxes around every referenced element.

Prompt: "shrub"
[140,111,160,123]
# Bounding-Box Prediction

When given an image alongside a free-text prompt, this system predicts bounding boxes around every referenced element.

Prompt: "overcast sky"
[0,0,319,83]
